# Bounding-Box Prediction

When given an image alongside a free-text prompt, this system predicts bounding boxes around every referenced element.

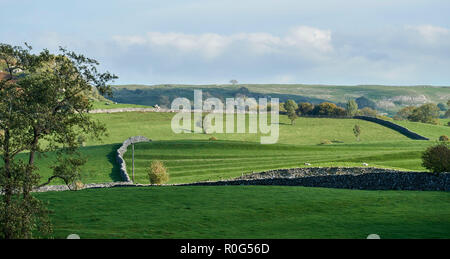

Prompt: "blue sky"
[2,0,450,85]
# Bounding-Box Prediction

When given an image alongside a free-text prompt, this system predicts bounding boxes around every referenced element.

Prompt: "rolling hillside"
[110,84,450,115]
[14,111,449,185]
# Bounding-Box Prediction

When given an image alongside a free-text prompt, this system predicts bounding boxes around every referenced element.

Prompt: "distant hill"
[109,84,450,116]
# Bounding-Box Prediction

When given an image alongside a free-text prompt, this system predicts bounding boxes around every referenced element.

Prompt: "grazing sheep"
[362,163,369,166]
[304,163,311,166]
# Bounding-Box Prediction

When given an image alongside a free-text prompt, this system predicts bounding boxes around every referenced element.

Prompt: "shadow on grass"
[107,144,123,182]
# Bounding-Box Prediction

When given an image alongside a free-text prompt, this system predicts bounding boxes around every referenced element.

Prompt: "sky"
[1,0,450,85]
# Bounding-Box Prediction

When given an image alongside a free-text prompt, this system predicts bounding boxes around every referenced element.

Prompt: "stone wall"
[116,136,151,182]
[90,108,159,113]
[354,116,429,140]
[32,167,449,192]
[184,167,449,191]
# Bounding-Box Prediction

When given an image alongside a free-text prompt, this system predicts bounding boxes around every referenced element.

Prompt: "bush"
[447,121,450,127]
[320,139,332,145]
[422,143,450,173]
[148,160,169,184]
[439,135,449,142]
[209,136,218,141]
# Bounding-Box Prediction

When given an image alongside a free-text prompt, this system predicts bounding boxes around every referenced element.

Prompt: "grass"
[91,101,152,110]
[393,120,450,140]
[36,186,450,239]
[87,112,413,146]
[124,140,432,184]
[16,112,448,185]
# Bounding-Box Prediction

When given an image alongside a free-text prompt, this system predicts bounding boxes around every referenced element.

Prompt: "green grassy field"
[124,140,432,184]
[19,110,450,240]
[88,112,413,146]
[22,112,450,184]
[36,186,450,239]
[91,101,153,110]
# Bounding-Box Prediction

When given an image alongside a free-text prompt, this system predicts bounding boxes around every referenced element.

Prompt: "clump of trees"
[0,43,116,239]
[422,143,450,173]
[148,160,169,184]
[394,103,440,124]
[282,98,376,118]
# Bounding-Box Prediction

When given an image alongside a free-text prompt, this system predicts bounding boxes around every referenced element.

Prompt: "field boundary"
[33,167,449,192]
[116,136,151,182]
[354,116,429,140]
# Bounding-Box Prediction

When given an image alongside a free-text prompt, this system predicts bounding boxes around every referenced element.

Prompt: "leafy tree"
[313,102,343,116]
[422,143,450,173]
[353,125,361,141]
[0,43,116,239]
[407,103,440,124]
[357,107,378,117]
[229,79,238,85]
[284,99,298,125]
[346,99,358,117]
[297,102,314,116]
[394,106,416,120]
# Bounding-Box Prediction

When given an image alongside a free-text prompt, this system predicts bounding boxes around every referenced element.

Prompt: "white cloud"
[112,26,334,60]
[285,26,333,52]
[406,25,450,44]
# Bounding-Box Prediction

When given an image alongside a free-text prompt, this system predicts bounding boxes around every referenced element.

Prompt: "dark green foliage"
[394,106,416,120]
[422,143,450,173]
[0,43,116,238]
[407,103,440,124]
[312,102,346,116]
[284,100,298,125]
[297,102,314,115]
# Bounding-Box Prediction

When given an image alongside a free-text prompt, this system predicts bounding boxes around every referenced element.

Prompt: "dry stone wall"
[116,136,151,182]
[185,167,449,191]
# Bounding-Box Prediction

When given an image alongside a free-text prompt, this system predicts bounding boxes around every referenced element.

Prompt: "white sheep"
[362,163,369,166]
[304,162,312,166]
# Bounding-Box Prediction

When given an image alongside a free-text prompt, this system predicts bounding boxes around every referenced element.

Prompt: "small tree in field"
[284,99,298,125]
[148,160,169,184]
[422,143,450,173]
[353,125,361,141]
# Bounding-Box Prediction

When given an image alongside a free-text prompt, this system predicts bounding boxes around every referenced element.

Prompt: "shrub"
[447,121,450,127]
[422,143,450,173]
[357,107,378,117]
[148,160,169,184]
[439,135,449,142]
[320,139,332,145]
[209,136,218,141]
